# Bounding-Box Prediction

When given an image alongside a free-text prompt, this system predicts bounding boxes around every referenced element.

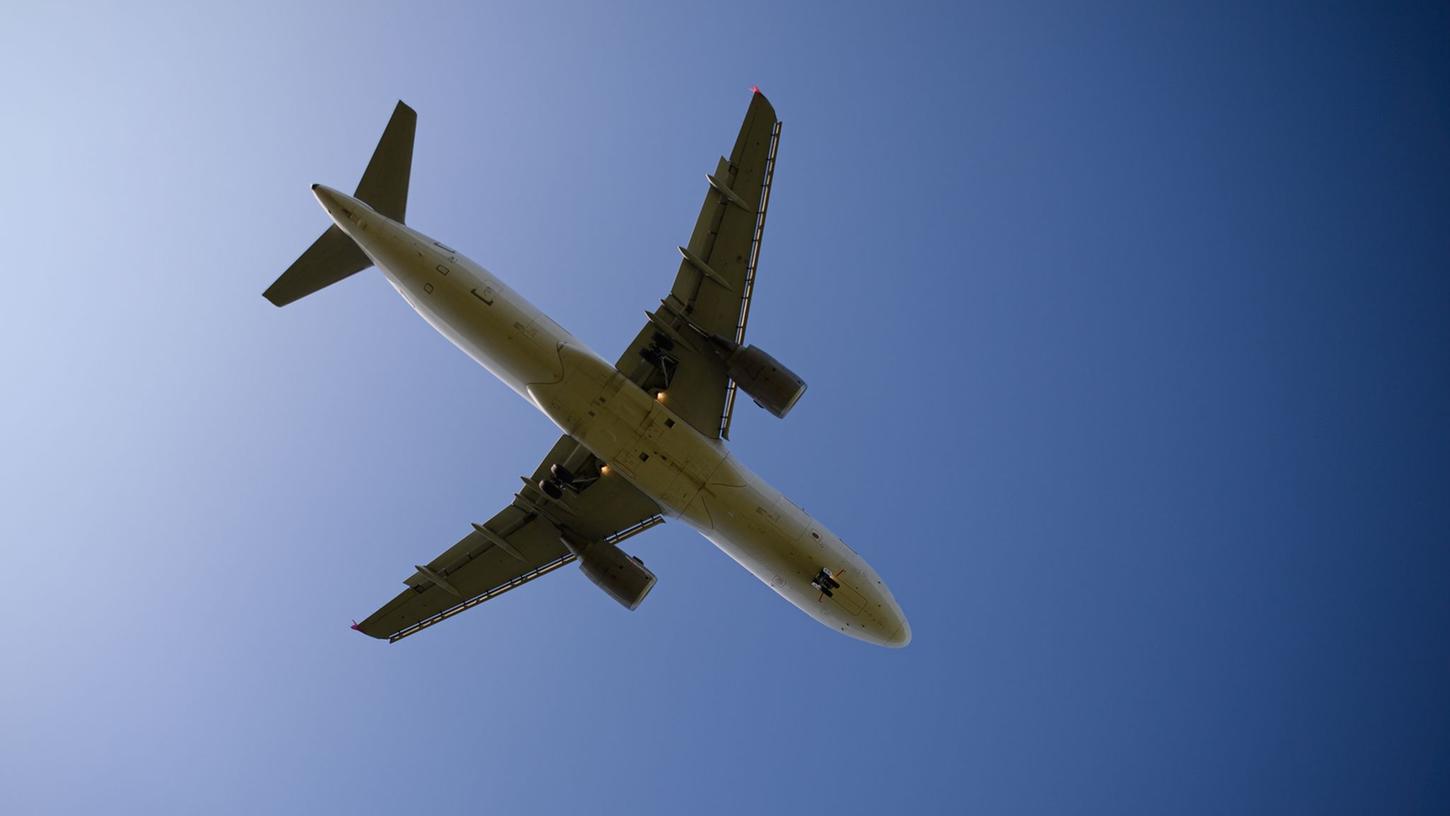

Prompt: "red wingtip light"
[751,85,761,95]
[350,620,361,632]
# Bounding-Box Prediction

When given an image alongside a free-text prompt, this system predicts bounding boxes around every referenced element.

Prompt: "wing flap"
[356,516,569,639]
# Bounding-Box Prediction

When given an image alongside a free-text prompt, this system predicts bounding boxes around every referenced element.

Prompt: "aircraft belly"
[371,234,566,396]
[528,345,726,516]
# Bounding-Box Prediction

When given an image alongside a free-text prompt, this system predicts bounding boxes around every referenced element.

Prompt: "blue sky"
[2,2,1447,813]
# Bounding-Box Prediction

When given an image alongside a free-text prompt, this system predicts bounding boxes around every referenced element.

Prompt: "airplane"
[264,92,910,647]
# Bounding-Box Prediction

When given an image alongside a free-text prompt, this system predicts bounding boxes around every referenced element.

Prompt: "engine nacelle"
[727,345,807,418]
[563,536,657,610]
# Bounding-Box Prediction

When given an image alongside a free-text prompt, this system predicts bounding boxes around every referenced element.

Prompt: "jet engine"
[726,345,808,418]
[562,535,657,610]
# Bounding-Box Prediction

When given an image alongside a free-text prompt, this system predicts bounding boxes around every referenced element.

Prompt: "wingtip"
[747,86,775,117]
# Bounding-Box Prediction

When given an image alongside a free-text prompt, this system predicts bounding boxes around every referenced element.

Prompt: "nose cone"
[884,612,912,648]
[849,576,912,648]
[874,595,912,648]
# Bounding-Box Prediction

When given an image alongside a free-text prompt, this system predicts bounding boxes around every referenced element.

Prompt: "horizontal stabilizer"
[262,225,371,307]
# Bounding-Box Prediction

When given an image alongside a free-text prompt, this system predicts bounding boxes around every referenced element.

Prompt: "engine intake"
[562,535,657,610]
[727,345,807,418]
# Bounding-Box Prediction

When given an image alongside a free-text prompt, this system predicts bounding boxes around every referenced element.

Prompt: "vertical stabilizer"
[354,101,415,223]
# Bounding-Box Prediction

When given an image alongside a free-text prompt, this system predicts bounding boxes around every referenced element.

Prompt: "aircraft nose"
[858,577,911,648]
[883,613,912,648]
[873,593,911,648]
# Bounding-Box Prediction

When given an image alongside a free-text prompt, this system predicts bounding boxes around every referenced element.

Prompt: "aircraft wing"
[355,436,664,641]
[615,91,782,439]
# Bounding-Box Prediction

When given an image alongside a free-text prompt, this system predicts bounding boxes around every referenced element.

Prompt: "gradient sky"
[2,2,1448,813]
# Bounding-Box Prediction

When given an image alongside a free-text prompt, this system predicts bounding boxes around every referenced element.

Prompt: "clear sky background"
[2,2,1447,813]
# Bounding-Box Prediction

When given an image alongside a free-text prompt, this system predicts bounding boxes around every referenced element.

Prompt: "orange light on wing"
[656,391,666,402]
[600,465,610,476]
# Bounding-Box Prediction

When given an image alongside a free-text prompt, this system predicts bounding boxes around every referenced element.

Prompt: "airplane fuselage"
[316,185,910,647]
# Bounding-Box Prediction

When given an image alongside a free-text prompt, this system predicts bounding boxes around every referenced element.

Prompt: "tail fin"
[264,101,417,307]
[354,101,416,224]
